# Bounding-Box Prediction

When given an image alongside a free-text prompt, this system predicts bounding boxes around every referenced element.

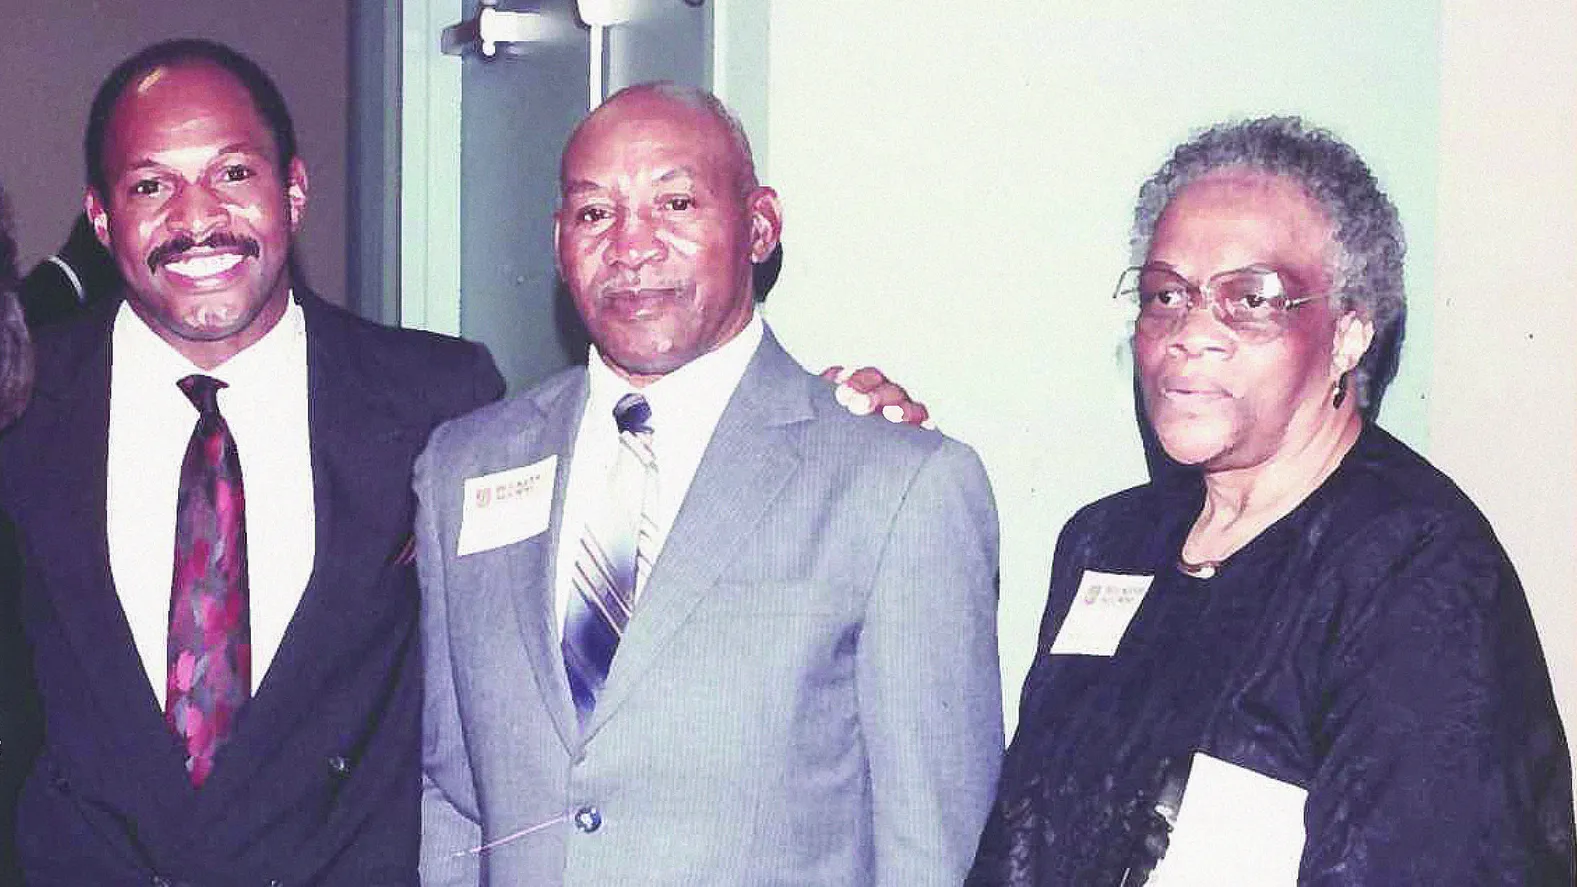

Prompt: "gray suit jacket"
[416,330,1002,886]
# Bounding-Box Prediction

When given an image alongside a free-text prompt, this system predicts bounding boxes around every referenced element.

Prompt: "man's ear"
[286,157,309,232]
[84,188,112,248]
[746,186,782,264]
[1332,309,1375,378]
[551,209,566,278]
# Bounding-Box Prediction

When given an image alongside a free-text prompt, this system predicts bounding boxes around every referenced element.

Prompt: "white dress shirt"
[553,314,764,631]
[107,297,316,706]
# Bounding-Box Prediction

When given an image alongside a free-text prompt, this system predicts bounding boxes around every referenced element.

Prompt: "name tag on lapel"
[457,456,557,557]
[1048,570,1153,656]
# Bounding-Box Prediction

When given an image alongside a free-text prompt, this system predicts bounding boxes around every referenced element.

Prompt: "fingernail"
[921,419,937,431]
[849,392,874,415]
[882,404,905,423]
[834,384,855,407]
[834,367,855,384]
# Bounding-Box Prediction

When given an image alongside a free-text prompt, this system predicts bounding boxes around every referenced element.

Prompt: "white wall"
[728,0,1574,789]
[1433,0,1577,777]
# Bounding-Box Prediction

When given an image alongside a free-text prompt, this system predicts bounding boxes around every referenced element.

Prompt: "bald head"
[562,82,758,200]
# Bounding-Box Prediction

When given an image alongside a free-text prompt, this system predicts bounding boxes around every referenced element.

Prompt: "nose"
[604,210,666,269]
[1165,298,1235,359]
[165,182,228,241]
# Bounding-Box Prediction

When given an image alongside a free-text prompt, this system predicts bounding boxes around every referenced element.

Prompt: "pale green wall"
[746,1,1440,729]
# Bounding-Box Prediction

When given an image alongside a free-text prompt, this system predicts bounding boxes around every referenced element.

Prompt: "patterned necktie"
[166,374,251,787]
[563,392,658,727]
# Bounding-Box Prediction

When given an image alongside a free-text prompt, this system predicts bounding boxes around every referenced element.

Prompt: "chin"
[1153,423,1233,469]
[176,311,246,340]
[600,327,700,374]
[600,346,685,380]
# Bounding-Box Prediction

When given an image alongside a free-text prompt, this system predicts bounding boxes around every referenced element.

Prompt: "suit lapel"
[498,375,586,753]
[21,301,196,820]
[585,333,812,735]
[192,293,426,805]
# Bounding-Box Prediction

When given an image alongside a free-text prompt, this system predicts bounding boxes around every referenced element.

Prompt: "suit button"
[151,877,172,887]
[327,755,351,776]
[573,805,601,833]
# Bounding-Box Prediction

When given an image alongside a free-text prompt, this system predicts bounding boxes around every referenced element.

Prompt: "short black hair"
[84,38,298,196]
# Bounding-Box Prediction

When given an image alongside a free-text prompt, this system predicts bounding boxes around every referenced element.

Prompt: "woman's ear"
[1332,310,1375,378]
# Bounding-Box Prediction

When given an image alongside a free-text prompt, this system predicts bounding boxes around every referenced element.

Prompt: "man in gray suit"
[416,82,1003,886]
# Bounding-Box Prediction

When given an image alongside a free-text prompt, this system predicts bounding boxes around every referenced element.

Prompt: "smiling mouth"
[163,253,247,280]
[148,231,262,280]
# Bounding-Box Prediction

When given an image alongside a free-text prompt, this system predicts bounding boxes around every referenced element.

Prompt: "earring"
[1332,371,1350,410]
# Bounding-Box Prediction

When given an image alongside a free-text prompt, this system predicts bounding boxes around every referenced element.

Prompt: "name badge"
[456,456,557,557]
[1048,570,1153,656]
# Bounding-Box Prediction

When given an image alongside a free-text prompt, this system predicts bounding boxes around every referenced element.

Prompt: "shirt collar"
[585,312,764,435]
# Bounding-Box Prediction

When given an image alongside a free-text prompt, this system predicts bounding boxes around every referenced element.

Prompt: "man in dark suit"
[0,39,503,884]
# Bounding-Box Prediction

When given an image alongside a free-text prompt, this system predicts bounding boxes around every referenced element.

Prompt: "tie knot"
[178,374,228,417]
[614,392,652,435]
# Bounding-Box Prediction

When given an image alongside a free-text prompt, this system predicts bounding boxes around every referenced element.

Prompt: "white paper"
[456,456,557,556]
[1150,752,1307,886]
[1048,570,1153,656]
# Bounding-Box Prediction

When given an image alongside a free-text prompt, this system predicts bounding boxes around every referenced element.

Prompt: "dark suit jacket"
[0,291,503,885]
[0,509,38,887]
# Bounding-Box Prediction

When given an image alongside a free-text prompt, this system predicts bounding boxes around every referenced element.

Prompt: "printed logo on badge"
[456,456,557,557]
[1048,570,1154,657]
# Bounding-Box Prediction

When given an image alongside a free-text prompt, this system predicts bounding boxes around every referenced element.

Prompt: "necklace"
[1175,556,1222,579]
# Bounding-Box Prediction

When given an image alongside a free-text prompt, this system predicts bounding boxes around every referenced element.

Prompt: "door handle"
[441,0,580,58]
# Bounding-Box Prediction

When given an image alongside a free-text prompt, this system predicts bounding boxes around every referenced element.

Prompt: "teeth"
[165,253,245,278]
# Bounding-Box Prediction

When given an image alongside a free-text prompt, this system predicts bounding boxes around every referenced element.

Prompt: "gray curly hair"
[1131,116,1405,413]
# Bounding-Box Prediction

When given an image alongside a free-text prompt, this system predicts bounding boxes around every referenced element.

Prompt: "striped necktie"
[563,392,658,727]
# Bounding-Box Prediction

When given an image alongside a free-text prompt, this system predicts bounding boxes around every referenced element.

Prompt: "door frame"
[389,0,771,335]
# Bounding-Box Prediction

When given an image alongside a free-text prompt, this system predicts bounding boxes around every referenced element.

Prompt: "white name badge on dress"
[1048,570,1153,656]
[1149,752,1307,886]
[456,456,557,557]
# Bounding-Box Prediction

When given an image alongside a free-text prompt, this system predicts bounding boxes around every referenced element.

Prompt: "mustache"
[146,232,261,273]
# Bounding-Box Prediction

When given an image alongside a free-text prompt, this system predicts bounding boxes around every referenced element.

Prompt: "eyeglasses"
[1114,264,1322,343]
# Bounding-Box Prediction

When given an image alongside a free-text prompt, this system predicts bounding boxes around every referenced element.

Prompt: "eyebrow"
[212,142,270,159]
[654,166,696,185]
[562,180,604,198]
[562,164,701,194]
[116,142,271,177]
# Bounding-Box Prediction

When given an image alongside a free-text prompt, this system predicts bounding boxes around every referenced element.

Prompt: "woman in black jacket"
[0,187,38,886]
